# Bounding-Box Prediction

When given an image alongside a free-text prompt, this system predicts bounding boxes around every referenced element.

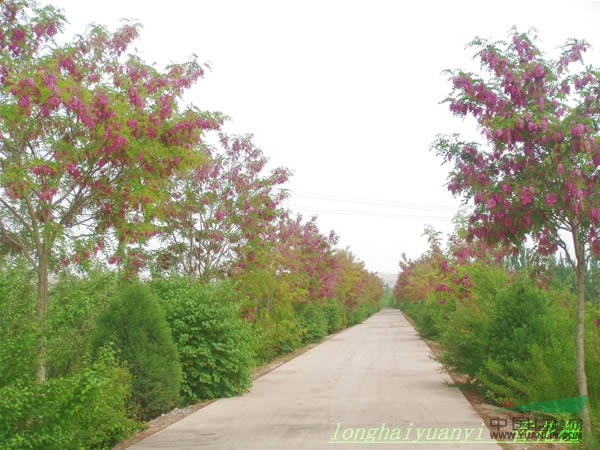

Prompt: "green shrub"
[400,261,600,443]
[0,349,138,450]
[252,314,302,363]
[401,298,445,338]
[437,264,510,378]
[0,262,38,387]
[346,306,366,326]
[92,283,181,419]
[274,318,303,352]
[435,266,600,420]
[149,277,254,402]
[322,298,343,333]
[295,301,328,343]
[381,290,397,308]
[46,269,119,378]
[436,299,486,379]
[250,314,277,364]
[584,308,600,416]
[338,304,348,328]
[481,277,550,373]
[477,292,600,409]
[346,302,380,326]
[472,277,581,405]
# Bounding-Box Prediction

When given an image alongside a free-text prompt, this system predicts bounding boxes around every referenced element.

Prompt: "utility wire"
[279,189,459,213]
[288,204,454,221]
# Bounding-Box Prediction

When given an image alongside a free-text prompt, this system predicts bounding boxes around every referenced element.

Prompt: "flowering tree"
[233,212,339,314]
[272,214,340,302]
[393,226,472,305]
[235,212,383,320]
[0,1,218,381]
[332,249,383,311]
[156,132,290,280]
[433,29,599,434]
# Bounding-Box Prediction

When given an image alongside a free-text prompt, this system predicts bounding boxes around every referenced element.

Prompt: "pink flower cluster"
[37,187,57,202]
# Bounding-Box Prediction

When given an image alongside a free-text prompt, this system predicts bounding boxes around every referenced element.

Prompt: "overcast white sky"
[46,0,600,274]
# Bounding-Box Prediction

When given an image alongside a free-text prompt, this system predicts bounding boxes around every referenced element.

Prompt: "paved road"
[130,308,501,449]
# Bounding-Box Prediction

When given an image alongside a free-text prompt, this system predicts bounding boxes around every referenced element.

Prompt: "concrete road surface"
[129,308,501,450]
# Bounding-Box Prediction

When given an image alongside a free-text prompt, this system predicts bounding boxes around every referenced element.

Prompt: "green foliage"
[322,298,343,333]
[480,277,551,375]
[380,289,397,308]
[477,301,600,410]
[251,314,302,364]
[435,300,485,378]
[436,264,509,378]
[347,302,380,326]
[294,301,328,343]
[0,349,138,450]
[272,319,303,353]
[92,283,181,419]
[403,264,600,423]
[0,262,38,387]
[474,279,564,402]
[400,299,442,339]
[338,306,348,328]
[149,277,254,402]
[544,255,600,307]
[0,2,388,446]
[251,297,357,364]
[46,269,119,378]
[346,307,364,326]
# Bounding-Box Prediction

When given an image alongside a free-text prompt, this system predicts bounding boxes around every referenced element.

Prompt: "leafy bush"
[276,319,303,352]
[477,294,600,408]
[0,261,38,387]
[338,305,348,328]
[436,264,509,378]
[435,299,485,379]
[399,258,600,442]
[295,301,328,343]
[584,308,600,415]
[401,298,444,339]
[92,283,181,419]
[480,277,550,374]
[346,306,366,326]
[322,298,343,333]
[150,277,254,402]
[0,349,138,450]
[46,269,119,378]
[347,302,380,326]
[251,314,302,364]
[432,266,600,418]
[249,315,277,364]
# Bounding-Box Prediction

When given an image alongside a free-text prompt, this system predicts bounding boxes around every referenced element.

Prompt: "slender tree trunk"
[572,232,592,437]
[188,227,194,279]
[267,291,273,314]
[36,248,49,383]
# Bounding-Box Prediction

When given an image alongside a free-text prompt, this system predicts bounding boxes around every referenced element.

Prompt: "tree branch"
[0,197,34,236]
[0,221,36,266]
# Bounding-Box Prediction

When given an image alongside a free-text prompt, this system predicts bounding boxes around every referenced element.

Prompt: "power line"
[280,189,459,213]
[289,205,455,221]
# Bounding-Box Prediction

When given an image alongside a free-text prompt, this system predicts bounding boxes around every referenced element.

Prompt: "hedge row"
[397,264,600,443]
[0,269,382,449]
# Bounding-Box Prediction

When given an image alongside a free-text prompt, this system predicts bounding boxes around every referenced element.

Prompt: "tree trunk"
[573,232,592,437]
[188,228,194,279]
[36,249,49,383]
